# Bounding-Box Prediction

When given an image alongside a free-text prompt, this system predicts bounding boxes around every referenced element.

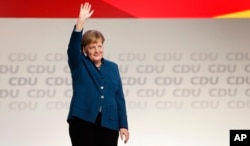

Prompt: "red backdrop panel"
[0,0,250,18]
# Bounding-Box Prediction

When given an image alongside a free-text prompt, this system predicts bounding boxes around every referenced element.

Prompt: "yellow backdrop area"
[215,10,250,18]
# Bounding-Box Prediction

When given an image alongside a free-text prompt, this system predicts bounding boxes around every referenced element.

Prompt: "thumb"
[120,133,124,140]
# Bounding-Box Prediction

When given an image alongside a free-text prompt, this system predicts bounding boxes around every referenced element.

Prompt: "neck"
[95,62,102,68]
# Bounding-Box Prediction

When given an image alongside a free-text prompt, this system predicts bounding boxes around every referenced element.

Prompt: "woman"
[67,2,129,146]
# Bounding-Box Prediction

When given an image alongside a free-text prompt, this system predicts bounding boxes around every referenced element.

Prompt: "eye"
[88,46,95,50]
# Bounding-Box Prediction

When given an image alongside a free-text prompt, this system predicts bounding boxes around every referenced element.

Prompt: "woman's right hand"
[76,2,94,31]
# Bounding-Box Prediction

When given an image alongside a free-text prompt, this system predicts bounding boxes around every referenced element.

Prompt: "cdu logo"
[230,130,250,146]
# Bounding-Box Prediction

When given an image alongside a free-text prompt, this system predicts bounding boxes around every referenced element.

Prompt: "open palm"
[79,2,94,20]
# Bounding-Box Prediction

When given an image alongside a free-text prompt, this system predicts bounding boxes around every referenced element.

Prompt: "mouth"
[93,54,102,58]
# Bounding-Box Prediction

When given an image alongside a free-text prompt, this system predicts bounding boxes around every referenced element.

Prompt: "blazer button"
[100,86,104,90]
[101,95,104,99]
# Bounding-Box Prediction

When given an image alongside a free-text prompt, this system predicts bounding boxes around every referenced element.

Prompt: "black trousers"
[69,113,119,146]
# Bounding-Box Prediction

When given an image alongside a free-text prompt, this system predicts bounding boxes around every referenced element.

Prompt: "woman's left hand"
[120,128,129,144]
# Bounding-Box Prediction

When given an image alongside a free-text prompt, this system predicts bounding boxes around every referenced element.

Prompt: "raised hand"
[79,2,94,20]
[75,2,94,31]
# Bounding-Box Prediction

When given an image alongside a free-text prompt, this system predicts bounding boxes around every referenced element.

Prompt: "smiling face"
[81,30,105,66]
[84,39,104,66]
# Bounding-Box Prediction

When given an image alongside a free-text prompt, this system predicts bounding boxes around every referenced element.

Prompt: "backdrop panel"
[0,19,250,146]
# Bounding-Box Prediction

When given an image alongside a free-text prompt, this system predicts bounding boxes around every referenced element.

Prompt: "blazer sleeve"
[115,64,129,129]
[67,26,83,70]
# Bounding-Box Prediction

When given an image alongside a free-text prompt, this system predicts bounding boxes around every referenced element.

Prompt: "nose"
[94,47,99,52]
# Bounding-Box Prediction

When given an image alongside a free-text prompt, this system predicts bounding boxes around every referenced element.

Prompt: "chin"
[92,58,102,62]
[95,57,102,60]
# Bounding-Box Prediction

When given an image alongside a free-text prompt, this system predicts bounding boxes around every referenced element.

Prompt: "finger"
[120,133,124,140]
[124,136,128,144]
[87,3,91,10]
[80,3,83,10]
[125,133,129,143]
[83,2,88,10]
[89,10,94,17]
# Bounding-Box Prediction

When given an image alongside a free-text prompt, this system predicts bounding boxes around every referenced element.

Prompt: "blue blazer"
[67,28,128,130]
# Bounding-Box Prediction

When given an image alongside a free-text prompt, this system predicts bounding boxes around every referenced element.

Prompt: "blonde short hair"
[81,30,105,47]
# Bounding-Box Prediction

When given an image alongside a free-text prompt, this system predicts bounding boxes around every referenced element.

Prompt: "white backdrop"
[0,19,250,146]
